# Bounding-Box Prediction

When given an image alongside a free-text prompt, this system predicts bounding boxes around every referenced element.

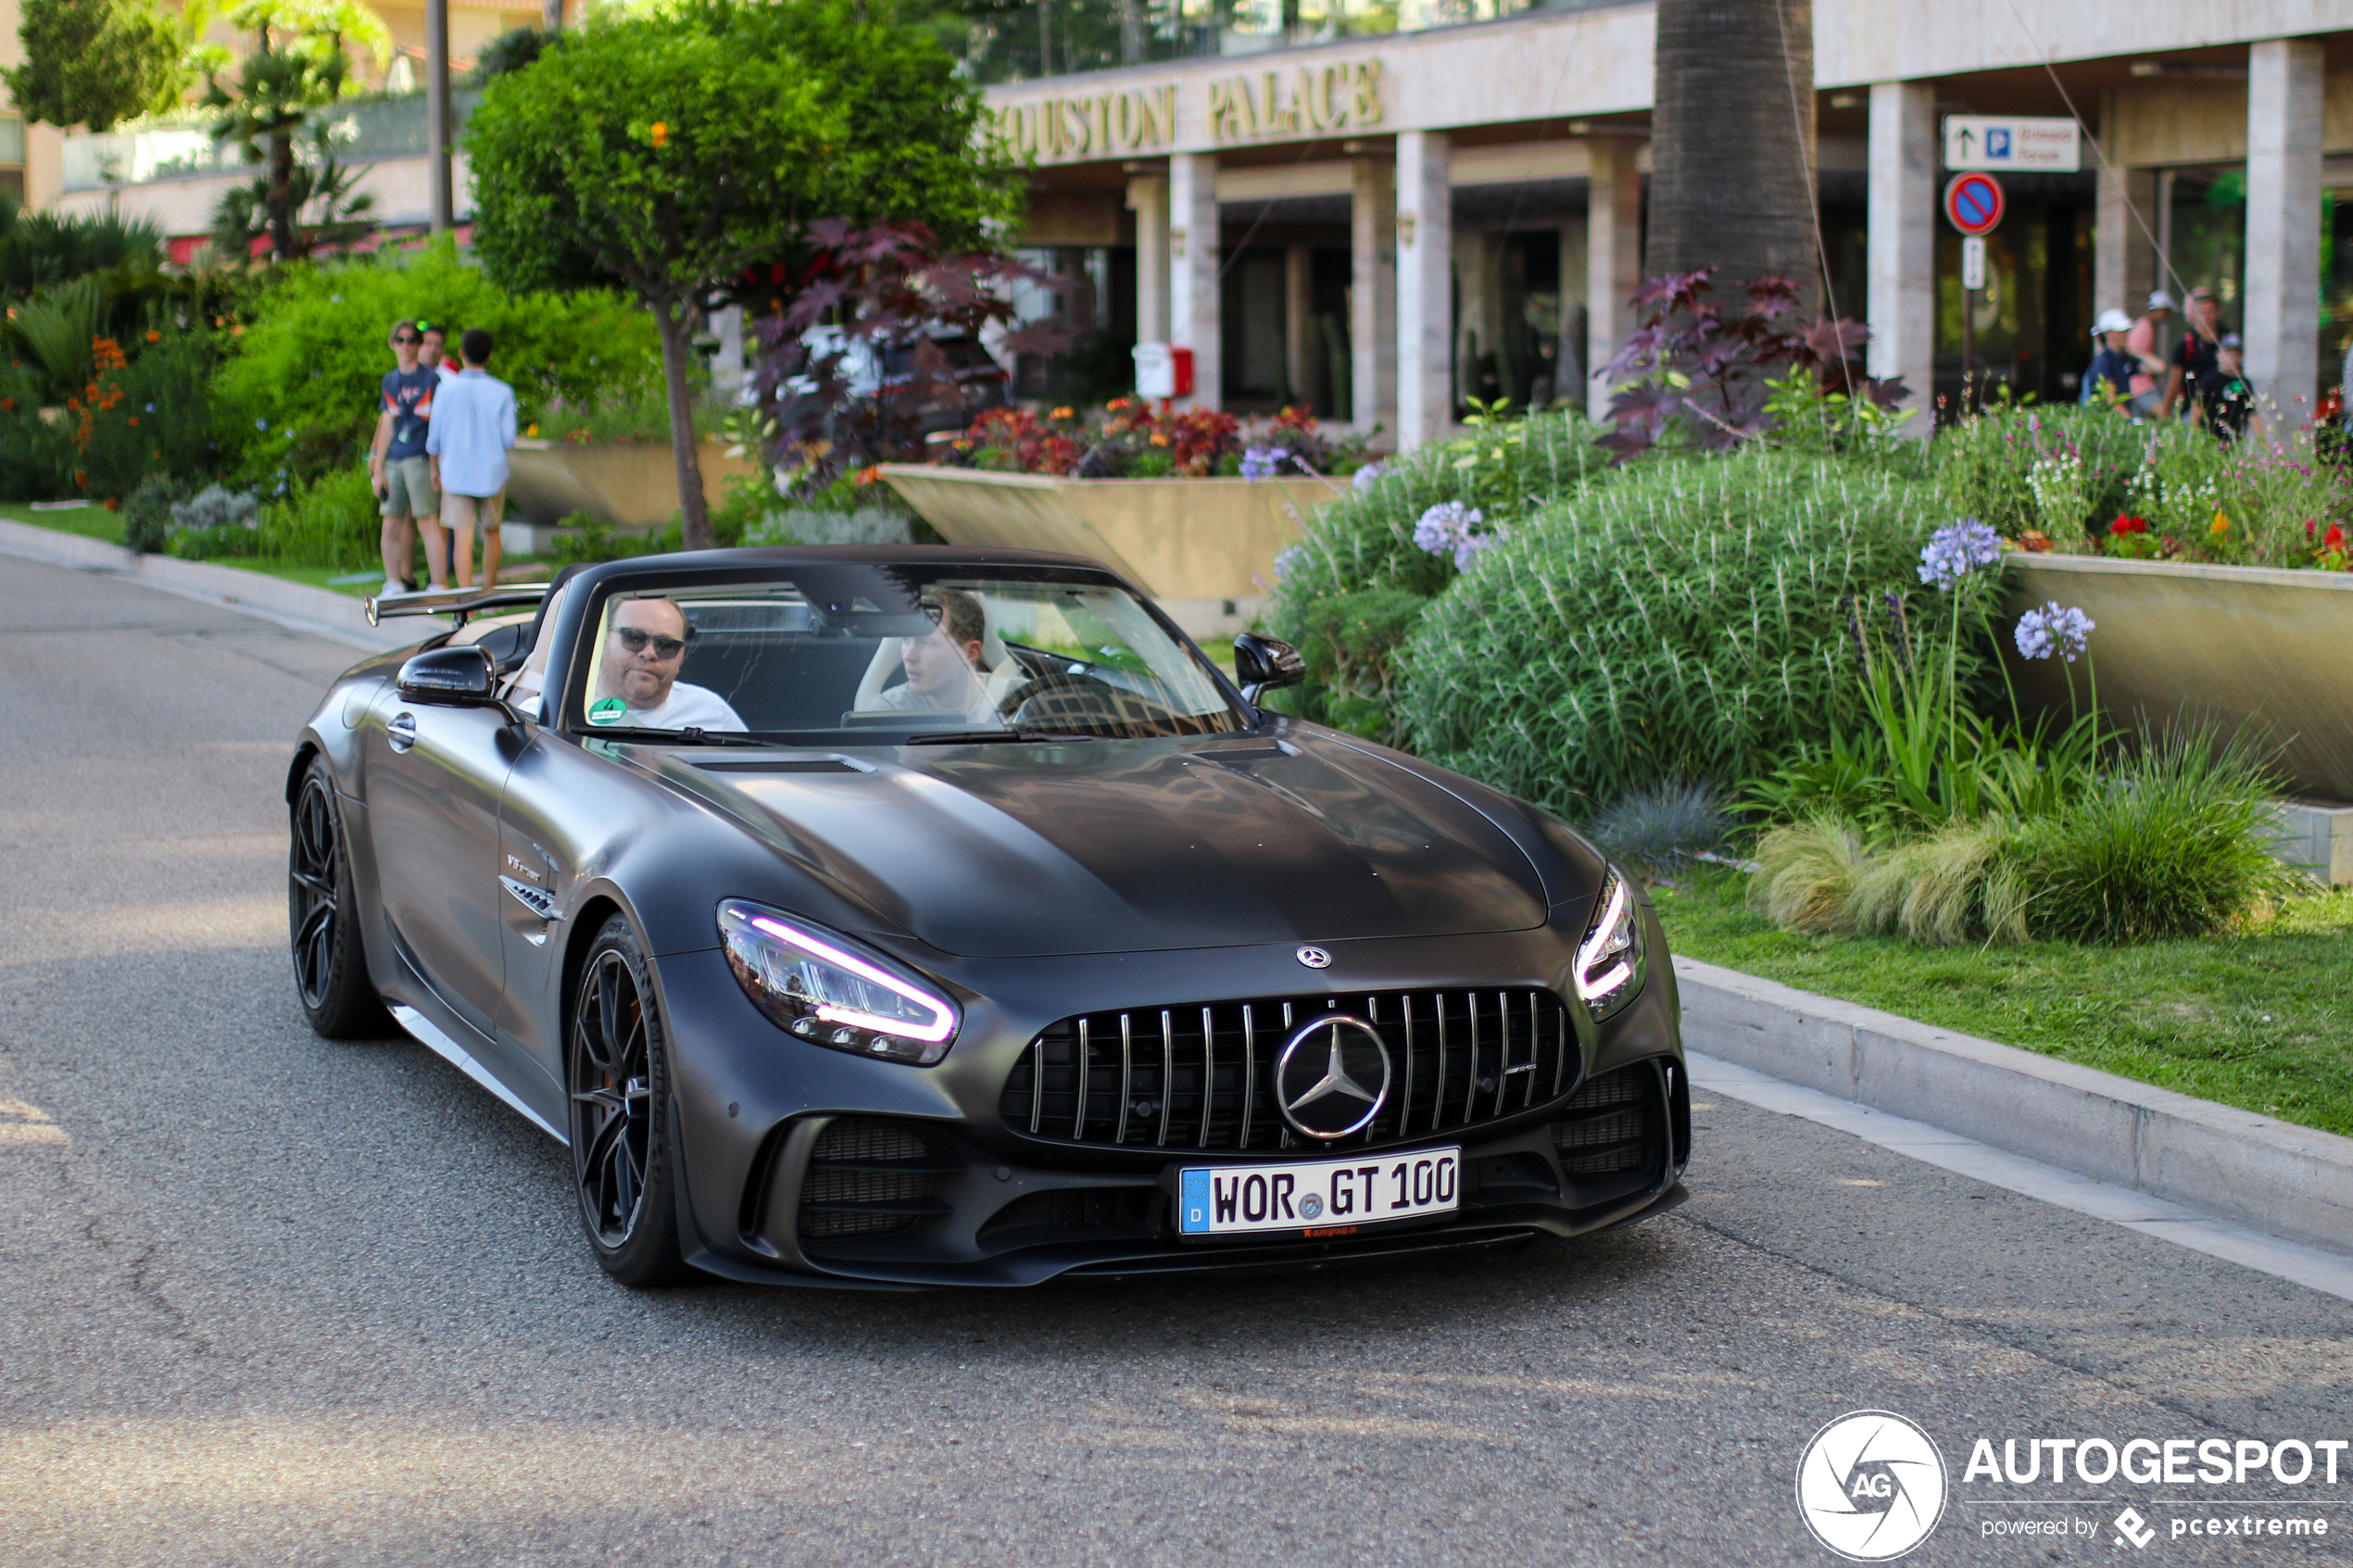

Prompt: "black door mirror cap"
[1232,632,1305,705]
[396,644,502,707]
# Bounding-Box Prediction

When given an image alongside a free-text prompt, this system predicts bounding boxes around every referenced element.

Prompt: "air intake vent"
[797,1119,957,1240]
[694,759,862,773]
[1548,1061,1667,1207]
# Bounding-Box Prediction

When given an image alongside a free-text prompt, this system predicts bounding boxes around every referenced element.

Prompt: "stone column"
[1169,152,1220,409]
[1395,130,1453,449]
[1585,134,1641,420]
[2245,38,2324,413]
[2093,93,2158,317]
[1285,245,1315,408]
[1866,82,1935,428]
[1126,173,1171,344]
[1555,220,1588,404]
[1350,156,1395,433]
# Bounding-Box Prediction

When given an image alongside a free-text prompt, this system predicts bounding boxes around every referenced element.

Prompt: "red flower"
[2326,524,2347,552]
[2108,514,2148,535]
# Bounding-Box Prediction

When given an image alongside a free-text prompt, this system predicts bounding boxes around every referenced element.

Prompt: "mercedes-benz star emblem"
[1274,1015,1390,1140]
[1295,946,1331,969]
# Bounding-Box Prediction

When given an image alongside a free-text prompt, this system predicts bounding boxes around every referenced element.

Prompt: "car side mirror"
[1233,633,1304,705]
[397,644,501,707]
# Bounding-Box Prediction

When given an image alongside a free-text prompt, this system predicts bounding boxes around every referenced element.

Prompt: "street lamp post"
[427,0,453,233]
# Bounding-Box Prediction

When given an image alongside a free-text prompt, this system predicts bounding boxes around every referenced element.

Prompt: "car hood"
[654,733,1550,958]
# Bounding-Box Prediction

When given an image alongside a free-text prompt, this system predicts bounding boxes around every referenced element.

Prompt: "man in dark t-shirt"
[2194,333,2259,444]
[369,319,440,592]
[2158,287,2223,420]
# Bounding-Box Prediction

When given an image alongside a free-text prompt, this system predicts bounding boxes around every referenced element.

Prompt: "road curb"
[0,515,412,651]
[1674,955,2353,1258]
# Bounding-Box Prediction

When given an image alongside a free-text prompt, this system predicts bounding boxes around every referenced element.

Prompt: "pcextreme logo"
[1795,1411,1949,1561]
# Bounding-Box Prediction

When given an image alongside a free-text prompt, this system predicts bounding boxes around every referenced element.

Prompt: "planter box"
[2004,553,2353,803]
[506,439,758,530]
[875,465,1342,637]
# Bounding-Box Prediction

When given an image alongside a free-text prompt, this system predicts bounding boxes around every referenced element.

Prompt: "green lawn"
[0,499,126,544]
[1,502,551,597]
[1654,868,2353,1139]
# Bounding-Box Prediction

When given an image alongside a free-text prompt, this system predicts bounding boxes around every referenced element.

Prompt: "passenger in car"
[585,596,749,732]
[866,589,998,720]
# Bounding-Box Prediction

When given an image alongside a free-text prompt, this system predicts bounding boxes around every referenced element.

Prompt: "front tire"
[288,759,389,1039]
[569,915,690,1287]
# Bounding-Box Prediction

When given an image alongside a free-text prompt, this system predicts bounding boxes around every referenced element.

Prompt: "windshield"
[573,566,1248,742]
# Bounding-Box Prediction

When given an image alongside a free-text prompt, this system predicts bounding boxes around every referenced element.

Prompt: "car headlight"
[1575,872,1646,1022]
[718,902,960,1065]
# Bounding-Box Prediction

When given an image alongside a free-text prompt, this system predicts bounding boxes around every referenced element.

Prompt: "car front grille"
[1000,988,1577,1154]
[798,1118,957,1239]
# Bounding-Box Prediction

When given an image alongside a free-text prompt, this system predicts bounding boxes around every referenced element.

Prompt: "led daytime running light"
[1575,874,1636,1004]
[735,909,956,1043]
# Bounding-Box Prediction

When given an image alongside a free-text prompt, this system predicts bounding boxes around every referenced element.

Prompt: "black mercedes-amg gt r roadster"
[286,546,1689,1287]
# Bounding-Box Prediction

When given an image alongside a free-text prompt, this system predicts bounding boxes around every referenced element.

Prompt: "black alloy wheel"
[287,759,388,1039]
[568,915,688,1286]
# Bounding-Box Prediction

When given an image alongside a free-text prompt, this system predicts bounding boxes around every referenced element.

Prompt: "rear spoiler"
[366,583,551,627]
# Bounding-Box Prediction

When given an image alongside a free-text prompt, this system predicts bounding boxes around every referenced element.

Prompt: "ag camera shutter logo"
[1795,1411,1948,1560]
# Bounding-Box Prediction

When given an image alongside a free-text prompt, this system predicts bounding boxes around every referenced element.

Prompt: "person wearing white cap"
[2081,308,2139,406]
[2126,290,2174,414]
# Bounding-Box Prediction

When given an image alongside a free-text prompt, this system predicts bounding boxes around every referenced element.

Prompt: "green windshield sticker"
[588,697,628,725]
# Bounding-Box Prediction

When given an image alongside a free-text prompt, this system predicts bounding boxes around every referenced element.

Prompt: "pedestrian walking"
[367,319,437,593]
[422,319,510,566]
[2124,290,2173,415]
[2081,309,2138,406]
[2158,287,2225,420]
[2192,332,2261,444]
[426,328,518,591]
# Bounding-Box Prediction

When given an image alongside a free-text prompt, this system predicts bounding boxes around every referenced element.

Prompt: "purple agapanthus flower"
[1351,461,1387,492]
[2014,601,2095,663]
[1240,445,1290,482]
[1414,500,1495,570]
[1273,544,1306,583]
[1918,518,2004,590]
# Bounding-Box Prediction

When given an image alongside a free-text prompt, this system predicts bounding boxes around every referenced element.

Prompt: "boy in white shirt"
[426,328,518,590]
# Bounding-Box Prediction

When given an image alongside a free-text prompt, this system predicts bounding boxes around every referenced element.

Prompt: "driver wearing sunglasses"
[585,596,746,732]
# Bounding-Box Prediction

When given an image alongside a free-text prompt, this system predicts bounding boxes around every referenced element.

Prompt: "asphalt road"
[2,553,2348,1567]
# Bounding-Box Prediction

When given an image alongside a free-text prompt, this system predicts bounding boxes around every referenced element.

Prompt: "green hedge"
[209,240,659,490]
[1395,445,1939,817]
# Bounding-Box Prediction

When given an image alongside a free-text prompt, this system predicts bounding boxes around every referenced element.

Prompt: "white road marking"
[1688,1049,2353,1306]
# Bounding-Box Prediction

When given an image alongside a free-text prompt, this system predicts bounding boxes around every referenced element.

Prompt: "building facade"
[983,0,2353,445]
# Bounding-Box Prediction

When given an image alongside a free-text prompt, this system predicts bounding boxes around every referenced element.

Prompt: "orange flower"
[0,398,12,412]
[145,330,161,344]
[649,121,669,147]
[1149,433,1169,446]
[128,417,138,427]
[1050,406,1074,420]
[855,464,882,484]
[103,496,118,510]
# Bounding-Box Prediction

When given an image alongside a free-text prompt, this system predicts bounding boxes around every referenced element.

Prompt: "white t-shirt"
[585,681,747,733]
[866,677,997,724]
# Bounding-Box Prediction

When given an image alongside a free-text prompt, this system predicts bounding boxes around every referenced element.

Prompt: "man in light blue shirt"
[426,328,518,590]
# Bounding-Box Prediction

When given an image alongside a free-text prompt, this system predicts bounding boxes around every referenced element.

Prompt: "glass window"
[573,566,1245,742]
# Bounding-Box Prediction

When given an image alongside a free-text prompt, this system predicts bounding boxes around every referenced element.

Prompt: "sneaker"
[382,577,402,597]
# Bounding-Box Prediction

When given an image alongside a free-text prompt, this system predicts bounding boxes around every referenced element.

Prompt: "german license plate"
[1177,1148,1461,1237]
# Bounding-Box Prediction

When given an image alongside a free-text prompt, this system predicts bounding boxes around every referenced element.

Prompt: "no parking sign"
[1944,172,2004,235]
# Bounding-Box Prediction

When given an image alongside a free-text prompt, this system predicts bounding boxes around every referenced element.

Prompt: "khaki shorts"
[380,455,436,518]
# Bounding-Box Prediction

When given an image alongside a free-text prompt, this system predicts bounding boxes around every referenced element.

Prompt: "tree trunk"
[656,304,711,550]
[269,128,296,260]
[1646,0,1818,315]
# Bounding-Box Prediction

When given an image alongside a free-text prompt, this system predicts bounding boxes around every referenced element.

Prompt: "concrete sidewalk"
[0,515,413,652]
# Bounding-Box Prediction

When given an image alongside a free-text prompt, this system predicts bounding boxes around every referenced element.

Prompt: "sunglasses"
[614,626,687,659]
[392,333,420,345]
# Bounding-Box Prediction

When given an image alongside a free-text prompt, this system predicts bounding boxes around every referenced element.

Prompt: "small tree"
[4,0,188,132]
[750,219,1071,486]
[202,0,389,263]
[468,0,1017,548]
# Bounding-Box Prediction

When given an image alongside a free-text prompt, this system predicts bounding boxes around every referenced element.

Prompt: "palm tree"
[1645,0,1819,313]
[203,0,390,262]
